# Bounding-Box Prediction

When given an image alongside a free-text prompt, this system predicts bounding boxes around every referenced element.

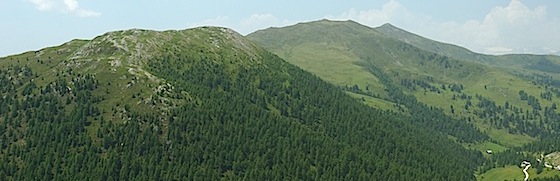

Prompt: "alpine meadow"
[2,1,560,180]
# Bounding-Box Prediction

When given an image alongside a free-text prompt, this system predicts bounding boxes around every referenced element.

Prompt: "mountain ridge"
[2,19,560,180]
[375,22,489,61]
[0,25,486,180]
[248,18,560,144]
[249,19,493,141]
[373,20,560,74]
[248,19,560,179]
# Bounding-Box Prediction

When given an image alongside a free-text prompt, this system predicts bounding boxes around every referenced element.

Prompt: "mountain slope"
[248,20,492,98]
[375,23,494,64]
[375,23,560,77]
[248,19,560,146]
[248,19,560,179]
[247,20,387,99]
[249,19,491,142]
[374,22,560,140]
[0,27,484,180]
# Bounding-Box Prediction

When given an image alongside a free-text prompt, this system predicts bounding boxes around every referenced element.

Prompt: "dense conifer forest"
[0,27,488,180]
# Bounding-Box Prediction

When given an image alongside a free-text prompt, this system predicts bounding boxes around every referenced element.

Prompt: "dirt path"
[523,164,531,181]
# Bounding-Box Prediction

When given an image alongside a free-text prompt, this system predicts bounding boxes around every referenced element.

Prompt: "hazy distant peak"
[379,23,396,28]
[377,23,408,33]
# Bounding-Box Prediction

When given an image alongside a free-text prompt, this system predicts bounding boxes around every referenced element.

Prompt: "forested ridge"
[0,27,486,180]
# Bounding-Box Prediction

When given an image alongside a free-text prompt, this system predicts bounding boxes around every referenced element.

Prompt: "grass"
[546,152,560,166]
[466,141,508,155]
[410,68,555,148]
[479,165,560,181]
[528,168,560,180]
[485,128,535,147]
[345,91,398,111]
[270,43,388,99]
[478,165,523,181]
[413,67,558,116]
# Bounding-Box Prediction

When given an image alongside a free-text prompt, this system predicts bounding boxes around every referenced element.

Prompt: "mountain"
[248,20,490,94]
[248,19,560,139]
[249,19,493,141]
[375,23,493,63]
[375,23,560,77]
[248,19,560,179]
[0,26,485,180]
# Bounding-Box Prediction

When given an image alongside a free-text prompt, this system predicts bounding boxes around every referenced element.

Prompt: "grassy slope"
[375,23,560,76]
[467,141,507,155]
[282,43,385,95]
[345,91,397,111]
[376,21,560,150]
[479,165,560,181]
[478,165,524,181]
[248,20,388,101]
[249,20,560,180]
[248,20,558,146]
[374,23,494,64]
[374,22,560,108]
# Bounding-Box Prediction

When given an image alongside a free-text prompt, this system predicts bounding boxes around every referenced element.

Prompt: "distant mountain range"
[0,19,559,180]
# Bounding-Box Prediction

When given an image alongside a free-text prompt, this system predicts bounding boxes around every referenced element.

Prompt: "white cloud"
[29,0,55,11]
[326,0,406,26]
[64,0,78,11]
[328,0,560,55]
[191,14,296,35]
[27,0,100,17]
[241,14,278,27]
[239,14,295,34]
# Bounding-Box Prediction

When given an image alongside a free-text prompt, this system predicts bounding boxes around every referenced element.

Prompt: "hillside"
[249,19,492,142]
[374,23,494,64]
[248,19,560,179]
[0,27,485,180]
[249,20,492,100]
[248,19,560,140]
[375,22,560,78]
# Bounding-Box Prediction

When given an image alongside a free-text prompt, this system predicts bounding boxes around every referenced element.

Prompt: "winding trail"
[523,164,531,181]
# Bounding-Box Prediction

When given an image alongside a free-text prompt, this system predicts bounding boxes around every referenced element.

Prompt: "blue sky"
[1,0,559,57]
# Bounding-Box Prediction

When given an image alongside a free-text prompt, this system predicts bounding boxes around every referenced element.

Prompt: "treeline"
[519,73,560,98]
[401,78,464,94]
[473,89,560,136]
[339,84,382,99]
[362,58,488,143]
